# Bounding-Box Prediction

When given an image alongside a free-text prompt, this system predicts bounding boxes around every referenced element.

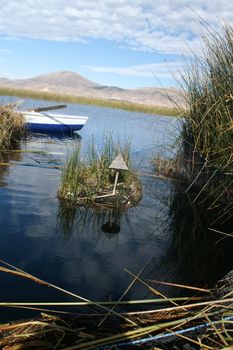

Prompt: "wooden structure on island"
[109,153,129,195]
[94,153,129,200]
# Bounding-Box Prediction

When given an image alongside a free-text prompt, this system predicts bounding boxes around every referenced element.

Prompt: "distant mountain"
[0,71,185,107]
[0,77,11,85]
[0,71,99,90]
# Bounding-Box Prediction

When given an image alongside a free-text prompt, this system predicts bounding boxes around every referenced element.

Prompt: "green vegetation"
[153,25,233,175]
[182,25,233,170]
[151,24,233,224]
[58,137,142,208]
[0,86,179,116]
[0,105,25,150]
[179,25,233,220]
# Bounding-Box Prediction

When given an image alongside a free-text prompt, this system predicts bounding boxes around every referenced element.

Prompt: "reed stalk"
[0,259,232,349]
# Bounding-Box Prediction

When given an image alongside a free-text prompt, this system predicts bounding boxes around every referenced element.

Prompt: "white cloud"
[83,61,183,79]
[0,0,232,55]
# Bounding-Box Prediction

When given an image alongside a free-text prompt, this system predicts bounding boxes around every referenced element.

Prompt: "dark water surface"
[0,97,233,321]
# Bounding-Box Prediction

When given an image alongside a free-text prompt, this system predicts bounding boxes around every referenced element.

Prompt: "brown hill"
[0,71,185,107]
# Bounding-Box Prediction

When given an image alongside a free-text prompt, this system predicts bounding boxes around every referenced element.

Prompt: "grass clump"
[182,25,233,170]
[151,155,182,180]
[0,105,25,150]
[58,137,142,209]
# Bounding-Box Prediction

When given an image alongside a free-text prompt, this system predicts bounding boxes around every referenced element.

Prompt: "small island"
[58,138,142,209]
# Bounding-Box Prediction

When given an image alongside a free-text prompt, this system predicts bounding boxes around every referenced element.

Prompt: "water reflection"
[101,210,121,235]
[0,149,22,187]
[157,179,233,293]
[57,201,124,240]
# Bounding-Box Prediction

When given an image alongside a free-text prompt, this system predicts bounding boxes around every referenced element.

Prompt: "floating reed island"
[58,138,142,209]
[0,104,25,150]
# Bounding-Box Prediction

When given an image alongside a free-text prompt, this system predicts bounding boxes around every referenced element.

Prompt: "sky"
[0,0,232,89]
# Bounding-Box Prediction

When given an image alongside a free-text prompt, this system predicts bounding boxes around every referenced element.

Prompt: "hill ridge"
[0,71,184,107]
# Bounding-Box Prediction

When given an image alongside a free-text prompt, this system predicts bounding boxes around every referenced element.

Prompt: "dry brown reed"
[0,105,25,150]
[151,155,181,180]
[0,260,232,349]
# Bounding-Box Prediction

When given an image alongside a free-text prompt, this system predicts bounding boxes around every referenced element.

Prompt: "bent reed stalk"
[0,259,233,350]
[0,105,25,150]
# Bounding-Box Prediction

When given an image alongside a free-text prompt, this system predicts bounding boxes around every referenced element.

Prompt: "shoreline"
[0,86,181,117]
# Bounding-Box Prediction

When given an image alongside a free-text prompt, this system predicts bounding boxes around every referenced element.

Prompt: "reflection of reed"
[161,179,233,292]
[0,149,22,187]
[56,201,124,240]
[181,142,233,223]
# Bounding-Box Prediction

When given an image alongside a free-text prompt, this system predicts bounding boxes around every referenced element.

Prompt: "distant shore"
[0,86,181,117]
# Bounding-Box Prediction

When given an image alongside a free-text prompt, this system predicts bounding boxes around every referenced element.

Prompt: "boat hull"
[23,111,88,133]
[26,122,86,133]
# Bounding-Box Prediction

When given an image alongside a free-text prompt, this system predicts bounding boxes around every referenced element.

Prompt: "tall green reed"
[182,25,233,170]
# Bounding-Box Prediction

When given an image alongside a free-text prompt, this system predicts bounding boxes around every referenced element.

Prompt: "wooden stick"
[26,104,67,112]
[113,171,119,195]
[94,193,115,199]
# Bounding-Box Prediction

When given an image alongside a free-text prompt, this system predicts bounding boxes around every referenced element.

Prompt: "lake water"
[0,97,233,322]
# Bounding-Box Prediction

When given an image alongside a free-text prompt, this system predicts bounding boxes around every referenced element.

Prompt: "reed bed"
[182,25,233,171]
[58,137,142,209]
[0,86,179,116]
[151,24,233,221]
[0,105,25,150]
[178,25,233,221]
[0,260,232,349]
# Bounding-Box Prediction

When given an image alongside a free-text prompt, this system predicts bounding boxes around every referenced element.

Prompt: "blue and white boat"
[23,110,88,133]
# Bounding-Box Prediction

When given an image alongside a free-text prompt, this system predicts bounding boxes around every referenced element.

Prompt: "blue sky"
[0,0,232,89]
